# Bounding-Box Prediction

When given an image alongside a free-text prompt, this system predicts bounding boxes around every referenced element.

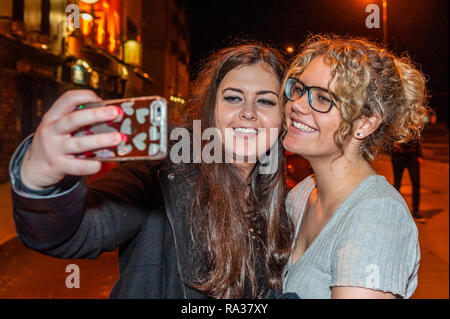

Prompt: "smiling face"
[215,62,282,162]
[283,56,343,160]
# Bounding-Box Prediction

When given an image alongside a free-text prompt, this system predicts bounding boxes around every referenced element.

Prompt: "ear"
[352,113,382,140]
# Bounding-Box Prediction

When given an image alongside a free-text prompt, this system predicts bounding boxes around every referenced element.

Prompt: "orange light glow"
[287,46,294,53]
[97,25,105,45]
[78,0,122,54]
[106,0,121,53]
[108,38,116,53]
[81,17,92,36]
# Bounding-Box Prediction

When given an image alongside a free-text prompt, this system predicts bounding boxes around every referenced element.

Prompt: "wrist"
[20,160,47,191]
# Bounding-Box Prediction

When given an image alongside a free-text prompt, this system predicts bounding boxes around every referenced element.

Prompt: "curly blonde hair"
[282,34,431,161]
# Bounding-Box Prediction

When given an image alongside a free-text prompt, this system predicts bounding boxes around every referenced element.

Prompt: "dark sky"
[185,0,449,120]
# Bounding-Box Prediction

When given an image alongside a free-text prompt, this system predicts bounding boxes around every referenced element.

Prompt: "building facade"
[0,0,190,182]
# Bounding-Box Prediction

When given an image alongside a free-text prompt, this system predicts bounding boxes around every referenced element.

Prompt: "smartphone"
[72,96,167,161]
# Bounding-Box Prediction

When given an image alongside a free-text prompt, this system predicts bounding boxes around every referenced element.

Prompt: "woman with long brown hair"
[9,43,294,298]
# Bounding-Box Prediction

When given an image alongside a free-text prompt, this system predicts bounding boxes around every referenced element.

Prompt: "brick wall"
[0,69,22,184]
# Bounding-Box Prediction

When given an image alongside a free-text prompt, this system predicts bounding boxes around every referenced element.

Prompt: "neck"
[307,152,375,211]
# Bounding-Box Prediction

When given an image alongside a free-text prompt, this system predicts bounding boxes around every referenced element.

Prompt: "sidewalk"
[0,182,15,246]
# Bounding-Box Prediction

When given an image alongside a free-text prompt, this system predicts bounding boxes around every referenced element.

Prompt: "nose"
[239,102,257,121]
[291,94,311,115]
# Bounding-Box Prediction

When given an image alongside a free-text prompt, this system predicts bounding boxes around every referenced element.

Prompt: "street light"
[286,46,294,54]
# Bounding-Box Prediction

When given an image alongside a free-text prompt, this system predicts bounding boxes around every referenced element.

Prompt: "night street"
[0,155,448,299]
[0,0,448,302]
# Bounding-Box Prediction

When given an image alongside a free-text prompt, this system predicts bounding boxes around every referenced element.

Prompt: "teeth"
[234,127,258,134]
[293,121,316,132]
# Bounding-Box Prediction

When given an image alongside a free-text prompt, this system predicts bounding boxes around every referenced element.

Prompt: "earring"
[356,132,362,137]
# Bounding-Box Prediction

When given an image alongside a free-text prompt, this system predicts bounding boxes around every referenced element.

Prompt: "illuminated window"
[78,0,121,54]
[124,40,141,66]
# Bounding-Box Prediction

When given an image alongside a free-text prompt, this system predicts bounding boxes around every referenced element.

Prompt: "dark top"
[9,134,275,298]
[9,134,207,298]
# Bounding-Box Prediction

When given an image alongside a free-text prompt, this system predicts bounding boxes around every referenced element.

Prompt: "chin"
[282,139,311,159]
[282,135,299,154]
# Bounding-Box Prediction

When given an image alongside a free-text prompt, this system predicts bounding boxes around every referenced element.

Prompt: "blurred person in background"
[391,140,426,223]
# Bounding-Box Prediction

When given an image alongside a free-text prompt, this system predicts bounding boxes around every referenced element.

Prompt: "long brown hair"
[185,43,294,298]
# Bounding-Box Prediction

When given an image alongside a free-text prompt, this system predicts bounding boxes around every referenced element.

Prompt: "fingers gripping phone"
[72,96,167,161]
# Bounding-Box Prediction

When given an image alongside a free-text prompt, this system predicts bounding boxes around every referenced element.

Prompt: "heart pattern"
[117,141,132,156]
[149,143,159,155]
[117,102,160,156]
[132,132,147,151]
[74,98,163,160]
[136,108,149,124]
[120,118,133,135]
[121,101,135,116]
[117,112,158,157]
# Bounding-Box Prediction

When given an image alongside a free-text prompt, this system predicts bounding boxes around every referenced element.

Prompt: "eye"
[291,83,304,96]
[318,94,331,103]
[223,95,242,103]
[258,98,276,106]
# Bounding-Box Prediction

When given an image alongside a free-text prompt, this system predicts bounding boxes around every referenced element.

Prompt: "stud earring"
[356,132,362,137]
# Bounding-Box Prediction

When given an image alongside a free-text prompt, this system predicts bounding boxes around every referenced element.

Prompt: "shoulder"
[338,175,418,248]
[330,176,420,298]
[347,175,414,227]
[355,175,407,204]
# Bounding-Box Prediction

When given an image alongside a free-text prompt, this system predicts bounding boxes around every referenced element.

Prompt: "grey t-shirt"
[282,175,420,299]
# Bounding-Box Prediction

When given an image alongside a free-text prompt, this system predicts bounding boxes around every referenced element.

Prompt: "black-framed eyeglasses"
[284,78,337,113]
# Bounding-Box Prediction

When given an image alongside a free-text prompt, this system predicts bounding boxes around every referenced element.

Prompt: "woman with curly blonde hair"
[281,34,430,299]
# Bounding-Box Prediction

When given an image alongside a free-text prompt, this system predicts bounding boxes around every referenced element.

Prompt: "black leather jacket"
[9,135,205,298]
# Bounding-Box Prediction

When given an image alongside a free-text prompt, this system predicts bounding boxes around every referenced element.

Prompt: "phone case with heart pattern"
[72,96,167,161]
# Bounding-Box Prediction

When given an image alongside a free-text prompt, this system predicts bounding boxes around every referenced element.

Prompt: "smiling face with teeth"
[214,62,282,163]
[283,56,343,159]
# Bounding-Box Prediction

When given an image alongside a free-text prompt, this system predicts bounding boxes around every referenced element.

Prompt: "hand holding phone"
[72,96,167,161]
[19,90,166,191]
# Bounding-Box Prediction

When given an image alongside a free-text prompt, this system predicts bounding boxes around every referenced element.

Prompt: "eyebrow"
[222,87,279,96]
